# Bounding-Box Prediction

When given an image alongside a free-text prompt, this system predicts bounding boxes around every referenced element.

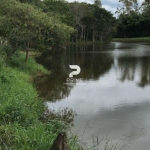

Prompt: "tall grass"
[9,51,49,75]
[0,51,84,150]
[0,120,69,150]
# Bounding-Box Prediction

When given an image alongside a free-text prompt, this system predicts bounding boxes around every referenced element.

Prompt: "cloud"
[66,0,145,16]
[102,5,117,16]
[67,0,119,15]
[102,0,119,7]
[102,0,120,17]
[67,0,93,3]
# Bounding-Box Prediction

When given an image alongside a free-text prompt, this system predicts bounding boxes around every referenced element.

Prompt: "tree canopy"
[0,0,74,60]
[69,2,116,42]
[115,0,150,38]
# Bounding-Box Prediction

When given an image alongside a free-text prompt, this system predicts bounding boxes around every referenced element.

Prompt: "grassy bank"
[0,50,82,150]
[112,37,150,42]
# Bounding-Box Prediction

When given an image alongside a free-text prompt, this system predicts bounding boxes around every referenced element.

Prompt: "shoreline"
[112,37,150,43]
[0,51,82,149]
[67,41,111,45]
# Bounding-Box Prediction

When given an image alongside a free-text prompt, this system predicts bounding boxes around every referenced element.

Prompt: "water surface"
[36,42,150,150]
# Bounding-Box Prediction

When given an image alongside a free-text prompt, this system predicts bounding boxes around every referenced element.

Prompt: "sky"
[67,0,144,17]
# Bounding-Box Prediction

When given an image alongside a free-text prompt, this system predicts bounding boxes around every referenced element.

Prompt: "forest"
[116,0,150,38]
[0,0,116,57]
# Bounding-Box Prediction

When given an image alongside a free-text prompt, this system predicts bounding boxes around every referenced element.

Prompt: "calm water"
[36,42,150,150]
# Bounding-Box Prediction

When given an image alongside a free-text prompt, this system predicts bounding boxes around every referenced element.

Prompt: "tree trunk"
[25,50,29,62]
[93,33,95,42]
[86,29,89,42]
[25,42,29,62]
[81,27,83,41]
[93,26,95,43]
[50,133,70,150]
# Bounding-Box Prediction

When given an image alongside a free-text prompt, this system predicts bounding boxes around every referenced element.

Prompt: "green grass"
[0,50,84,150]
[112,37,150,42]
[9,52,49,76]
[0,121,69,150]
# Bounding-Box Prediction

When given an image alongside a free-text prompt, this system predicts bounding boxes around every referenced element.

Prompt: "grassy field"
[112,37,150,42]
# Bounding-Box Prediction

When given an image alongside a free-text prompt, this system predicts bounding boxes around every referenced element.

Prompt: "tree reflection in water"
[35,43,150,102]
[35,44,113,102]
[116,57,150,87]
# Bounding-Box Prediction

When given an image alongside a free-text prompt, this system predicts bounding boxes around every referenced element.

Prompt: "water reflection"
[36,42,150,150]
[36,52,74,101]
[139,57,150,87]
[115,56,150,87]
[36,43,150,102]
[36,44,113,101]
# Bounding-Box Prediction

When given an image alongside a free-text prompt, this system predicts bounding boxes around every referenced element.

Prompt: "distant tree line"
[42,0,116,42]
[115,0,150,38]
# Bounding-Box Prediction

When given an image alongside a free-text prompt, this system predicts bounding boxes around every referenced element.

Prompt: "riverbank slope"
[0,51,82,150]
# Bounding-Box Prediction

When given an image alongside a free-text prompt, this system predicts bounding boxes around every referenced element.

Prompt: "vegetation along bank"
[0,0,79,149]
[112,37,150,42]
[1,0,150,149]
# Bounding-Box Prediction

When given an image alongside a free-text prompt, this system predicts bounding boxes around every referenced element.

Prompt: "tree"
[17,0,41,5]
[43,0,75,26]
[69,2,91,41]
[132,0,139,12]
[116,0,140,15]
[92,6,116,41]
[0,0,74,61]
[115,0,150,38]
[94,0,102,8]
[69,2,115,42]
[141,0,150,16]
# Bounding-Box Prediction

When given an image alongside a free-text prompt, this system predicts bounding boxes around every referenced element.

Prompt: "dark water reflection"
[36,44,113,101]
[36,42,150,150]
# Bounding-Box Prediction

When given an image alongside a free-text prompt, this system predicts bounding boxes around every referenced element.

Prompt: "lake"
[36,42,150,150]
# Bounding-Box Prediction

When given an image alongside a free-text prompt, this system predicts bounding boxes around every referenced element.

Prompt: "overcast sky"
[67,0,144,17]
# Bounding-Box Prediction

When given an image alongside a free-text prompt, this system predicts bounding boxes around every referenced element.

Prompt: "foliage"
[0,0,74,57]
[0,121,67,150]
[115,0,150,38]
[9,52,49,75]
[40,108,77,125]
[94,0,102,8]
[112,37,150,42]
[17,0,41,5]
[0,66,43,126]
[69,2,116,42]
[42,0,116,43]
[43,0,75,26]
